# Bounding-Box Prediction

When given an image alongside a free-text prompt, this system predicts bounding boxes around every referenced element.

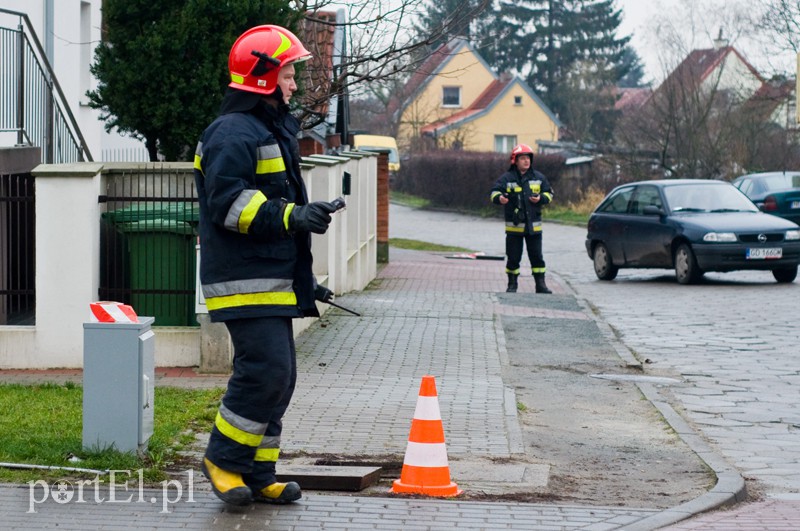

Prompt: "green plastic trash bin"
[115,219,197,326]
[102,202,199,225]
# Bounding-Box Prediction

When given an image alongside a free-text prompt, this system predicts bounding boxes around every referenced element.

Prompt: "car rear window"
[762,174,800,191]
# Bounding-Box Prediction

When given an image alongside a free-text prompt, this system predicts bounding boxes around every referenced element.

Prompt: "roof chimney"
[713,28,728,50]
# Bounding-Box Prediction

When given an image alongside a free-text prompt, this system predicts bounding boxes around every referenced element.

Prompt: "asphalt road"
[390,203,800,501]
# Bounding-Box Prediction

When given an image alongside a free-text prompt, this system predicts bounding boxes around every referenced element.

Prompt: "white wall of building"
[0,0,149,161]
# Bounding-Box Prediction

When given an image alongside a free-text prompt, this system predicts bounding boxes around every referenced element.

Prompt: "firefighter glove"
[288,201,337,234]
[314,285,334,303]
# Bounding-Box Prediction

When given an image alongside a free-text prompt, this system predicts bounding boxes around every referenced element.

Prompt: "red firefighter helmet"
[228,25,312,96]
[510,144,534,164]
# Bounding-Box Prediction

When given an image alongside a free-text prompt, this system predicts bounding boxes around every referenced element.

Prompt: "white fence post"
[32,163,105,367]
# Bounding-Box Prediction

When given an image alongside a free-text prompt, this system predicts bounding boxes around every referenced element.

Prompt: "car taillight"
[763,195,778,211]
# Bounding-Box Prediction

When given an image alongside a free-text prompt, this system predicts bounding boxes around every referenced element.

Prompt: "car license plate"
[792,201,800,209]
[746,247,782,259]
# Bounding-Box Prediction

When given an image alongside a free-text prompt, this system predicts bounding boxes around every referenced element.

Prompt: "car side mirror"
[643,205,664,216]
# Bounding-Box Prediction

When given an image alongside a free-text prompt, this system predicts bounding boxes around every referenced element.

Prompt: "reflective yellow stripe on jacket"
[256,144,286,174]
[193,142,204,173]
[194,142,284,234]
[202,278,297,311]
[224,189,267,233]
[505,221,542,233]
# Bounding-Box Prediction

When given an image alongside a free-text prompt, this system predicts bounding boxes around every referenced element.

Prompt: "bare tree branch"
[295,0,491,131]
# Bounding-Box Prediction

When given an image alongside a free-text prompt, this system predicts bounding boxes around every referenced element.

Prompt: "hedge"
[393,150,567,210]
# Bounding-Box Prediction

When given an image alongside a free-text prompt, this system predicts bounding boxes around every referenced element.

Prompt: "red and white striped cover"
[89,301,139,323]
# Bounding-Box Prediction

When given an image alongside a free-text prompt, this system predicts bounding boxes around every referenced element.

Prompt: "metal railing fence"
[99,165,199,326]
[0,171,35,325]
[0,8,92,164]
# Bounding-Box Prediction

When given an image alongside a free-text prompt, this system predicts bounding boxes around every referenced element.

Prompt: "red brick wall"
[377,153,389,245]
[299,138,323,156]
[376,153,390,262]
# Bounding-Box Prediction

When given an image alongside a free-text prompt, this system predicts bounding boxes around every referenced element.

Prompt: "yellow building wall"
[435,86,560,152]
[397,45,495,149]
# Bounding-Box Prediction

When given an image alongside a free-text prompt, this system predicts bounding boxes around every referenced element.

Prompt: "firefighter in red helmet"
[194,25,340,506]
[490,144,554,293]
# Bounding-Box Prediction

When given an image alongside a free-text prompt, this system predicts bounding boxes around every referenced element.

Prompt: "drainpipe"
[44,0,54,62]
[15,19,24,146]
[44,0,55,163]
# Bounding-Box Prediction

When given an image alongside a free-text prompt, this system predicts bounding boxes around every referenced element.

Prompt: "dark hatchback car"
[731,171,800,225]
[585,179,800,284]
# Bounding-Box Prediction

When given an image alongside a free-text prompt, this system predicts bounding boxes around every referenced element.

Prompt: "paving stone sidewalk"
[0,245,734,530]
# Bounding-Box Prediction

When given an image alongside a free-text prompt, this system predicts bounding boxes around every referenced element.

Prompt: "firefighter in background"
[490,144,554,294]
[194,25,339,506]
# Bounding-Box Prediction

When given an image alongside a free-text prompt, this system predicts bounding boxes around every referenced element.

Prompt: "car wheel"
[593,242,618,280]
[772,266,798,283]
[674,243,703,285]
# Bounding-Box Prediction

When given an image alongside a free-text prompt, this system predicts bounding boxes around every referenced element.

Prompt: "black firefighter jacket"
[490,167,554,235]
[193,94,318,322]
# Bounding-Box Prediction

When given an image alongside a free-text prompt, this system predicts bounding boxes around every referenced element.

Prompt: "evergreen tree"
[486,0,637,117]
[616,47,646,88]
[413,0,492,51]
[87,0,298,161]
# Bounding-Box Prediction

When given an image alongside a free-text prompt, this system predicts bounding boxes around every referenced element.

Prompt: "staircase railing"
[0,7,93,163]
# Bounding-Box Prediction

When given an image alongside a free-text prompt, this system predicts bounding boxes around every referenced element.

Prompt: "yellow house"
[396,38,561,153]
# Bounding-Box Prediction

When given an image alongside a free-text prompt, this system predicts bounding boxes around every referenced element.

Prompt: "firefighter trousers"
[505,232,546,274]
[205,316,296,490]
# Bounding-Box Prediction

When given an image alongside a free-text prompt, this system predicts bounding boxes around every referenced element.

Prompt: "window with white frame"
[442,86,461,107]
[495,135,517,153]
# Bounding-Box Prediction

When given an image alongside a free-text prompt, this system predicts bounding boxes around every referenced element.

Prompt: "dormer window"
[442,86,461,107]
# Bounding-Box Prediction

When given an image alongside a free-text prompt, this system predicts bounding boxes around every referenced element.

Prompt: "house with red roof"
[395,38,561,154]
[655,41,764,105]
[627,35,794,130]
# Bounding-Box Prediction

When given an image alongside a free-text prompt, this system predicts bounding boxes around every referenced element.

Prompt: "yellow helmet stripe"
[272,32,291,59]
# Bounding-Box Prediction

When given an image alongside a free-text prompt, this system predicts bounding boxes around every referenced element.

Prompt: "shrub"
[394,150,567,211]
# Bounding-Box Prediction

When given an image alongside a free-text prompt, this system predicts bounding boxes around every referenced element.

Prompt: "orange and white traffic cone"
[391,375,461,497]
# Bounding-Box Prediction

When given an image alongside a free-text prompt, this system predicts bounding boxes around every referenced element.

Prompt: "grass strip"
[0,383,223,484]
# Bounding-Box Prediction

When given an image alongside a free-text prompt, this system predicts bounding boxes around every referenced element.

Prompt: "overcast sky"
[327,0,795,85]
[615,0,795,83]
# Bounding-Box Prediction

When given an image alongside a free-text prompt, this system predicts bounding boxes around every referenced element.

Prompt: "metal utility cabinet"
[82,317,155,453]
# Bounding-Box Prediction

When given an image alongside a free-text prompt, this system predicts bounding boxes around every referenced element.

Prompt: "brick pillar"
[299,137,323,157]
[376,152,390,263]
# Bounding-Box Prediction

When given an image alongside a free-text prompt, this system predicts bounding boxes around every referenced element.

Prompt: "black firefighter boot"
[534,273,552,294]
[506,273,519,293]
